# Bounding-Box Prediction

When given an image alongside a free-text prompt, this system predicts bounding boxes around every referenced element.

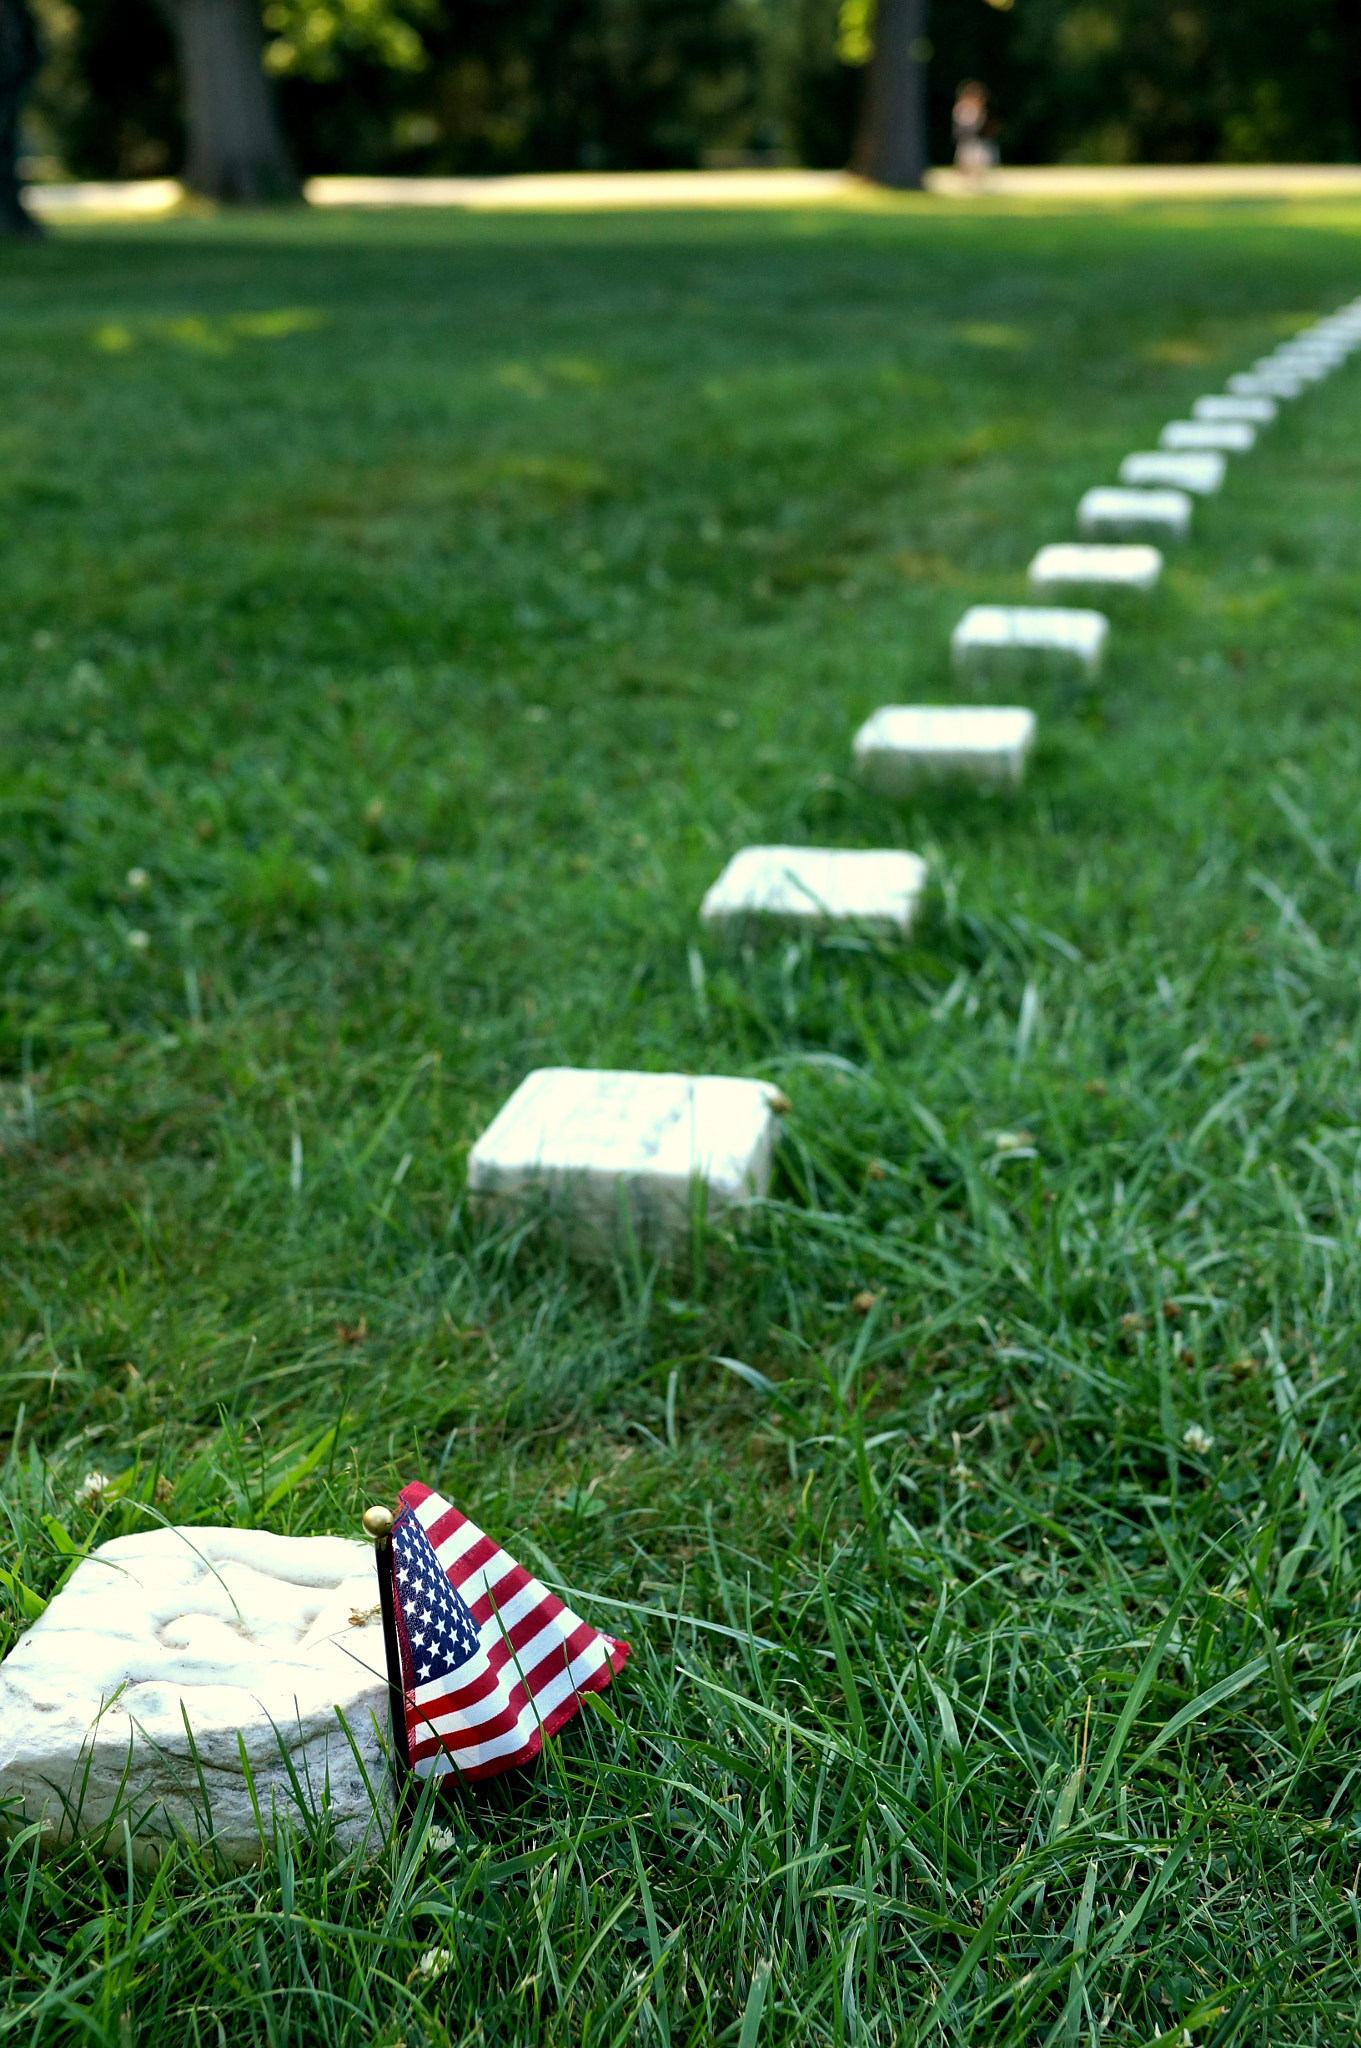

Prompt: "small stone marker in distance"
[700,846,928,940]
[950,604,1107,678]
[1159,420,1255,454]
[1254,354,1329,383]
[852,705,1036,795]
[1027,543,1163,595]
[1228,371,1303,399]
[466,1067,786,1259]
[1278,348,1346,369]
[1193,394,1276,424]
[1119,451,1225,495]
[1077,487,1191,543]
[0,1527,390,1868]
[1276,339,1348,363]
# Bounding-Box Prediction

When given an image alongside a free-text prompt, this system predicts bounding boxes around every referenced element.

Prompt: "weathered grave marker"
[0,1527,389,1867]
[852,705,1036,794]
[467,1067,785,1258]
[1277,337,1348,359]
[950,604,1107,677]
[1119,451,1225,495]
[1159,420,1255,454]
[700,846,928,939]
[1228,372,1303,399]
[1027,543,1163,595]
[1077,486,1191,543]
[1254,354,1329,382]
[1193,395,1276,424]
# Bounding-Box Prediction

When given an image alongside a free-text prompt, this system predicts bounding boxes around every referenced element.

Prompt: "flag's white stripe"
[451,1645,611,1766]
[411,1635,610,1743]
[410,1616,604,1732]
[483,1609,586,1683]
[431,1520,488,1571]
[413,1491,454,1535]
[437,1536,537,1616]
[439,1541,584,1645]
[410,1639,611,1765]
[454,1552,522,1607]
[413,1750,458,1780]
[467,1575,553,1635]
[408,1510,544,1633]
[411,1647,491,1704]
[414,1496,504,1581]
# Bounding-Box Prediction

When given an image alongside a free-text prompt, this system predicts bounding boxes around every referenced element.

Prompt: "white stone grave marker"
[0,1527,390,1868]
[1193,394,1276,424]
[1118,451,1225,495]
[1271,356,1342,379]
[700,846,927,939]
[950,604,1107,677]
[1159,420,1255,454]
[467,1067,784,1257]
[1255,354,1329,382]
[1077,487,1191,543]
[852,705,1036,794]
[1027,543,1163,595]
[1228,372,1302,399]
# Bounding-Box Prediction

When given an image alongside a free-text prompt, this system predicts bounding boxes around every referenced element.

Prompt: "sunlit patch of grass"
[1143,336,1215,364]
[87,307,324,354]
[956,321,1030,349]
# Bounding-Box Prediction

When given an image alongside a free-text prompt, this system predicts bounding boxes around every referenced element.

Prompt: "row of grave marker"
[467,301,1361,1260]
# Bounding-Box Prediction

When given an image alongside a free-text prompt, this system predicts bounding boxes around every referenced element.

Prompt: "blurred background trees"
[19,0,1361,185]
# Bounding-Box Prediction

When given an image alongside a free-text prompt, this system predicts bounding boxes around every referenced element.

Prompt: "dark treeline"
[24,0,1361,182]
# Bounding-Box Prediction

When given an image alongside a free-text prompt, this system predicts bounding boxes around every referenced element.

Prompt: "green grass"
[4,193,1361,2044]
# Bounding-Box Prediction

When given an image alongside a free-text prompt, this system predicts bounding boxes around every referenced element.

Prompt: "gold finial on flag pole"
[363,1504,394,1541]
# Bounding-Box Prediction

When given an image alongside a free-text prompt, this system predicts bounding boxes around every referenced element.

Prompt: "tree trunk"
[851,0,930,190]
[0,0,42,238]
[161,0,298,201]
[1334,0,1361,161]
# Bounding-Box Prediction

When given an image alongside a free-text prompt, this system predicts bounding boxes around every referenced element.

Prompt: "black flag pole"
[362,1504,411,1778]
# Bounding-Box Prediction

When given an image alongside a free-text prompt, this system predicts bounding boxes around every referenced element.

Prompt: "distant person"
[952,80,999,181]
[0,0,41,238]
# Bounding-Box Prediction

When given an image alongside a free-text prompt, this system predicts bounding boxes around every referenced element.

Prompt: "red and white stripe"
[398,1482,629,1781]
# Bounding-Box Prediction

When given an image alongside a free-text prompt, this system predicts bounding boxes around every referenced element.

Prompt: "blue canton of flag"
[392,1503,482,1686]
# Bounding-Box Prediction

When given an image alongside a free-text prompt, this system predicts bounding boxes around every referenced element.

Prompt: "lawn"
[3,191,1361,2045]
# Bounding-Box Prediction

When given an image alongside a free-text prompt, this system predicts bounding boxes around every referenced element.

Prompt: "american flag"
[387,1482,629,1782]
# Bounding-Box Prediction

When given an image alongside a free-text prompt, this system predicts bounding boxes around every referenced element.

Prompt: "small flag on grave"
[363,1484,628,1782]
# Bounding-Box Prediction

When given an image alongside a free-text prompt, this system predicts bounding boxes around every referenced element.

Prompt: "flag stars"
[392,1504,484,1692]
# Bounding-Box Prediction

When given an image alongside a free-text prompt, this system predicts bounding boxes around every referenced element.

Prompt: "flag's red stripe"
[410,1615,605,1734]
[408,1491,569,1638]
[409,1641,629,1781]
[406,1613,602,1755]
[406,1637,622,1767]
[405,1603,560,1717]
[449,1546,550,1635]
[404,1614,610,1766]
[406,1638,628,1768]
[412,1497,557,1627]
[445,1529,497,1586]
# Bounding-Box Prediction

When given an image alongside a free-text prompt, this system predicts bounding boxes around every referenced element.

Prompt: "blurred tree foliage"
[22,0,1361,180]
